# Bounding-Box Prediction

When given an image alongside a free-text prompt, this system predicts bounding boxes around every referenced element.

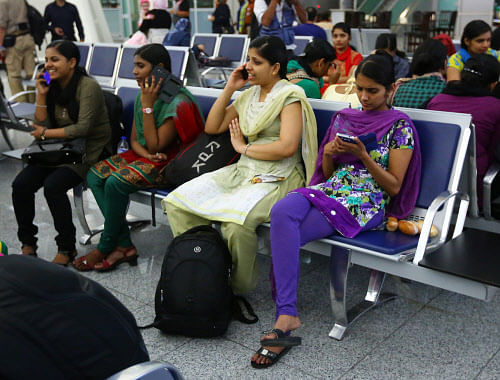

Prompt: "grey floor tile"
[1,149,500,380]
[160,339,254,379]
[477,348,500,380]
[232,362,325,380]
[343,305,499,380]
[427,289,500,325]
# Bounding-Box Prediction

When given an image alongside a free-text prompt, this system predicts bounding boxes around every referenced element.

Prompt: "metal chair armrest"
[8,90,37,103]
[413,190,470,265]
[483,160,500,220]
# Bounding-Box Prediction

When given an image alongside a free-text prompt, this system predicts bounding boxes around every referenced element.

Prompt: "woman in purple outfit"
[427,54,500,206]
[251,53,422,369]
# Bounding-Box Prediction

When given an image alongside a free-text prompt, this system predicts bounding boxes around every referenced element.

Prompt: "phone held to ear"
[336,132,378,151]
[241,67,249,80]
[42,70,51,86]
[146,66,183,104]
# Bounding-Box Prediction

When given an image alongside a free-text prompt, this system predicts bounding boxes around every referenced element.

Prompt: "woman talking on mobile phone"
[163,36,318,295]
[72,44,204,272]
[11,40,111,265]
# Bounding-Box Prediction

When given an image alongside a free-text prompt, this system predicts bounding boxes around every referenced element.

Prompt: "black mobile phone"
[147,66,183,104]
[241,67,249,80]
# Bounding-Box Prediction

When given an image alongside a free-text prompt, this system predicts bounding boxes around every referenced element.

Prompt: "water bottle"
[117,136,129,154]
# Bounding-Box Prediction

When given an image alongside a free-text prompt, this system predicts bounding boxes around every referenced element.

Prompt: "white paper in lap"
[166,176,277,224]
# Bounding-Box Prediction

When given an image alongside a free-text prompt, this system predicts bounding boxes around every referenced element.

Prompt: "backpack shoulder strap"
[232,295,258,324]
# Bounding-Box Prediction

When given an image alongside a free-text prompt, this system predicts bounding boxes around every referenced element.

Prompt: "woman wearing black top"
[209,0,233,34]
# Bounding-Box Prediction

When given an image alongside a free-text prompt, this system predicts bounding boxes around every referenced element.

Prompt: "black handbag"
[21,137,86,166]
[161,131,239,188]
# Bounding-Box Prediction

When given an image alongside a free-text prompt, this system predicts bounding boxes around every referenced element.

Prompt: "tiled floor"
[1,150,499,380]
[1,73,499,379]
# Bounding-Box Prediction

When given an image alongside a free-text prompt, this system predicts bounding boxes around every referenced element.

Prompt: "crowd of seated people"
[3,13,500,373]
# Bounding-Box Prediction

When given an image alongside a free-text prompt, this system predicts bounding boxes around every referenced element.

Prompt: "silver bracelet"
[35,104,47,108]
[244,143,251,156]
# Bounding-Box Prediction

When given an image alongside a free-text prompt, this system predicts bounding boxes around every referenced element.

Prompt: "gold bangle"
[35,104,47,108]
[244,143,251,156]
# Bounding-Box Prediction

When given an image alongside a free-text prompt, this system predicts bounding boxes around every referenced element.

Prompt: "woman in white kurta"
[163,36,318,294]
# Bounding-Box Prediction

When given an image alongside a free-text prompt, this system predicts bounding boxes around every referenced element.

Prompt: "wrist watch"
[40,127,47,141]
[142,107,153,114]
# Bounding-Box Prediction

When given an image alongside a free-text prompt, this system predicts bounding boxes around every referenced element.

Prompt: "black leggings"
[12,165,82,251]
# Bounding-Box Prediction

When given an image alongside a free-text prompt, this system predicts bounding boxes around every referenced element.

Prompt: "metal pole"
[194,0,199,35]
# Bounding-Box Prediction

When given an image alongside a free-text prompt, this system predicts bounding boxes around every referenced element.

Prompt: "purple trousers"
[271,192,383,318]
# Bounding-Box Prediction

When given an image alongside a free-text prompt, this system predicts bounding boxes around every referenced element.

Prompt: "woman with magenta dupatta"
[251,53,421,369]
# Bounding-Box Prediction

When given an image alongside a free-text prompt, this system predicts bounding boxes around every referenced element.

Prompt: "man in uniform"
[0,0,36,102]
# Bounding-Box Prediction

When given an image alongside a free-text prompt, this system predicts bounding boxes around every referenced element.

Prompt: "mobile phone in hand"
[336,133,356,143]
[42,70,51,85]
[241,67,249,80]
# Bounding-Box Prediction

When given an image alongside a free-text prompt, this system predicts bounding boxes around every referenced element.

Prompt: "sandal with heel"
[95,246,138,272]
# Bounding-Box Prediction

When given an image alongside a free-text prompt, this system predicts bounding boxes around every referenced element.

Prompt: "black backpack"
[161,131,240,188]
[0,255,149,380]
[142,225,258,337]
[25,1,46,49]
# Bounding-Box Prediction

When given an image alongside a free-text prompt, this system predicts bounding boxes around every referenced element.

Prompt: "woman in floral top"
[251,53,422,368]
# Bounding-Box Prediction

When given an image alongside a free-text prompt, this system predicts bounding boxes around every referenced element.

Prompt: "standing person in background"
[146,0,172,43]
[44,0,84,42]
[170,0,190,24]
[374,33,409,80]
[293,6,327,40]
[254,0,307,57]
[209,0,233,34]
[236,0,248,34]
[165,0,190,46]
[447,20,500,81]
[244,0,255,35]
[0,0,36,103]
[138,0,150,26]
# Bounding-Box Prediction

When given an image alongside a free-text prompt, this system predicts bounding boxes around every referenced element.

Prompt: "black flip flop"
[260,328,302,347]
[251,346,291,369]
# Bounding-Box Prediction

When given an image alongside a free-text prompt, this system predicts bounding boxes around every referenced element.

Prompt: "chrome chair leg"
[73,184,104,245]
[329,258,398,340]
[329,246,351,340]
[74,186,151,245]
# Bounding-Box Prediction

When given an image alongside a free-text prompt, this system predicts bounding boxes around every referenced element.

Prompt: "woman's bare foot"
[72,249,105,271]
[251,315,301,366]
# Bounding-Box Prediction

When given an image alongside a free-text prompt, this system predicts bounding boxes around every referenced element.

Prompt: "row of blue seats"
[75,85,499,340]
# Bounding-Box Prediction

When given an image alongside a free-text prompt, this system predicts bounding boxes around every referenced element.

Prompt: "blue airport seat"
[115,45,140,88]
[89,43,121,88]
[191,33,219,57]
[293,36,313,56]
[75,42,92,71]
